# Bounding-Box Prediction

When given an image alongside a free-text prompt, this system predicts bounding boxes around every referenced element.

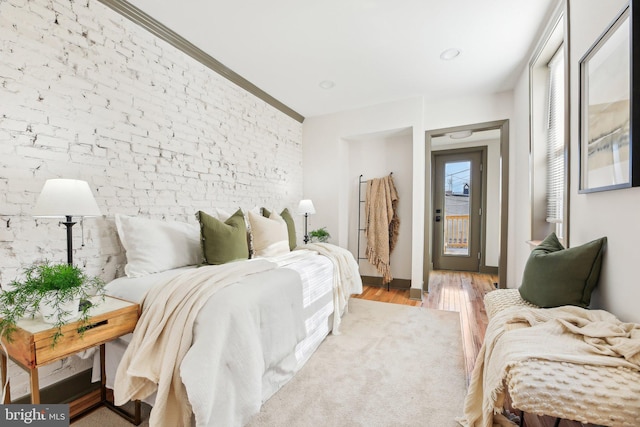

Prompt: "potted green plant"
[0,261,105,345]
[309,227,331,243]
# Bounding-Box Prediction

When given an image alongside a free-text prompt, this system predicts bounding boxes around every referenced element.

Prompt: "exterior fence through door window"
[444,214,469,255]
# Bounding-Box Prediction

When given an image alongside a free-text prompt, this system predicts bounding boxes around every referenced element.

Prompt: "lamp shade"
[33,179,101,218]
[297,199,316,215]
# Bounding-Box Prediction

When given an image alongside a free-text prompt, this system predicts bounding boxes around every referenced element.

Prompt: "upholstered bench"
[484,289,640,427]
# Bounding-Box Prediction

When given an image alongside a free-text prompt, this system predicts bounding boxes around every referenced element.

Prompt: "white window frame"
[546,45,565,239]
[529,2,569,246]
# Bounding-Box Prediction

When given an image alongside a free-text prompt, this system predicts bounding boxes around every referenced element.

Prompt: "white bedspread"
[300,243,363,333]
[181,266,306,427]
[110,245,362,426]
[114,259,306,427]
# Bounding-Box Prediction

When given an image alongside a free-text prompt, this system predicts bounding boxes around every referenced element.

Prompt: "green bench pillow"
[518,232,606,308]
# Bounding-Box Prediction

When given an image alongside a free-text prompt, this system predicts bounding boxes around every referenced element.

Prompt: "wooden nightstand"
[0,296,140,420]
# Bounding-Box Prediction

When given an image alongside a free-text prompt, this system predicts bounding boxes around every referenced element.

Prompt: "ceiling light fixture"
[440,48,461,61]
[448,130,473,140]
[319,80,335,89]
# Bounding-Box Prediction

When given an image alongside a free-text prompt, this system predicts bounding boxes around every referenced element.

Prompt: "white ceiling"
[128,0,556,119]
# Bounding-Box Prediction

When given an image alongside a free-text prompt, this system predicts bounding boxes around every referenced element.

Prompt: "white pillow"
[247,210,290,257]
[115,214,202,278]
[211,208,233,221]
[212,206,259,221]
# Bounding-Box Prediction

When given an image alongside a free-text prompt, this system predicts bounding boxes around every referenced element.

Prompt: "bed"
[92,212,363,427]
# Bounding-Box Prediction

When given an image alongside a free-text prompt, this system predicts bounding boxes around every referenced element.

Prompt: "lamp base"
[303,213,309,245]
[60,215,76,266]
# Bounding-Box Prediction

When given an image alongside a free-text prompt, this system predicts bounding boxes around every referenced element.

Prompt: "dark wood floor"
[353,270,593,427]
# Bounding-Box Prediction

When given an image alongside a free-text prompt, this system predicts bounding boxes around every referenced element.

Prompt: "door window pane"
[443,161,470,256]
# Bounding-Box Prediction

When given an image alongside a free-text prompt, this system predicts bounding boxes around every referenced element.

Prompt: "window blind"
[546,45,565,225]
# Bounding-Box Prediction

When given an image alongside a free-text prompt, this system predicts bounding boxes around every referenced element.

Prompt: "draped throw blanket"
[365,174,399,284]
[180,267,305,426]
[458,305,640,427]
[301,243,363,334]
[114,259,277,427]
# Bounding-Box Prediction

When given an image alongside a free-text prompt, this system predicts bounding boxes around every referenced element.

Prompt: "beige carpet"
[73,299,467,426]
[72,400,151,426]
[248,298,467,427]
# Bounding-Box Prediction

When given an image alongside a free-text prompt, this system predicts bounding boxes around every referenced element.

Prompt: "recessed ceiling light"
[448,130,473,139]
[319,80,335,89]
[440,48,461,61]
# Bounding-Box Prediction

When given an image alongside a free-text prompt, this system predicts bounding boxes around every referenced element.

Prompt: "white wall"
[509,0,564,289]
[303,93,514,292]
[567,0,640,323]
[303,97,425,287]
[508,0,640,323]
[510,69,536,288]
[425,94,514,285]
[346,129,413,280]
[1,0,302,398]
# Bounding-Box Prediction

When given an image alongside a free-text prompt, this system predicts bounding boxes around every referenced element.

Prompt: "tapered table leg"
[29,367,40,403]
[1,352,10,403]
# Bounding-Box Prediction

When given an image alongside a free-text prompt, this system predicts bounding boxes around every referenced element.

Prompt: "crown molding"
[96,0,305,123]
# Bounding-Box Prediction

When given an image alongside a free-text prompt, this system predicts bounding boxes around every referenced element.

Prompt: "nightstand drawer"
[1,295,140,410]
[3,296,140,369]
[34,306,138,366]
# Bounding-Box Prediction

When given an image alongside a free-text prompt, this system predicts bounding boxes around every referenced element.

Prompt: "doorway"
[432,149,484,271]
[423,119,509,289]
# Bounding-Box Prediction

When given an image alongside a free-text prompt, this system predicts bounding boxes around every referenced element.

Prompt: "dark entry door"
[432,150,483,271]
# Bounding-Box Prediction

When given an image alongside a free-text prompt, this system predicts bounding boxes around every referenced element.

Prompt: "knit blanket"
[301,243,363,334]
[458,305,640,427]
[365,174,399,284]
[113,259,278,427]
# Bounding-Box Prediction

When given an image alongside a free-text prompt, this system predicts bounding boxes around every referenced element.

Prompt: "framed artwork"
[579,3,639,192]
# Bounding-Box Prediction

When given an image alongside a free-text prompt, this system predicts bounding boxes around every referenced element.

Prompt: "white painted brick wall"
[0,0,303,398]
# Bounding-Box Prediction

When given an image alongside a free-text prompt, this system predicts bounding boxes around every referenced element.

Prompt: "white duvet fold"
[114,259,277,427]
[113,245,362,426]
[181,266,306,426]
[299,243,363,334]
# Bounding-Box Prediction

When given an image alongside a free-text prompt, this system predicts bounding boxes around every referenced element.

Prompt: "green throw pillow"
[262,207,297,250]
[518,232,607,308]
[197,209,249,265]
[280,208,297,250]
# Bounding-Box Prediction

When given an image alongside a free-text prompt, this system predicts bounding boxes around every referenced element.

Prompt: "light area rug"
[72,299,467,427]
[248,298,467,427]
[72,400,151,426]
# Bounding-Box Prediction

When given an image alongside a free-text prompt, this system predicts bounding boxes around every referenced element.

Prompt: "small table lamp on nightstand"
[298,199,315,244]
[33,179,102,266]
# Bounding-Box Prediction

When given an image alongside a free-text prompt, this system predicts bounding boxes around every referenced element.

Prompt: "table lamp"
[297,199,315,244]
[33,179,101,265]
